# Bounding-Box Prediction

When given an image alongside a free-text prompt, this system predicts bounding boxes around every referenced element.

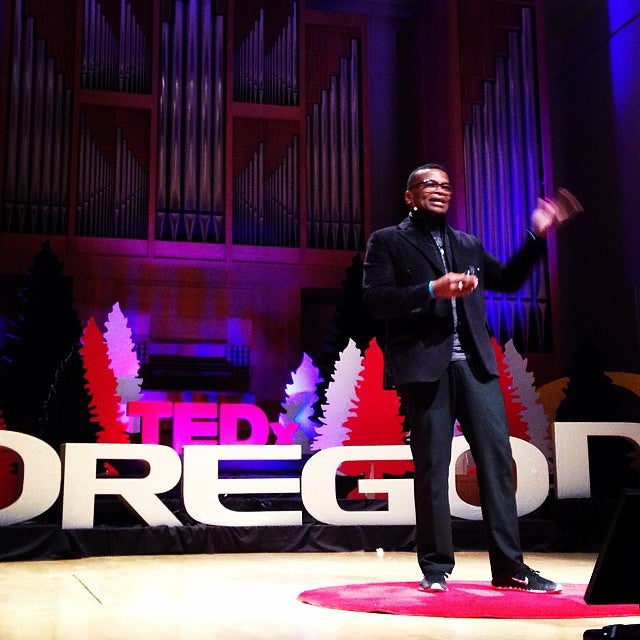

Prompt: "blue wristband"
[428,280,435,296]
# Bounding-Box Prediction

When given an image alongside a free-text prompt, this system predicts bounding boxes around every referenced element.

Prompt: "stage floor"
[1,551,638,639]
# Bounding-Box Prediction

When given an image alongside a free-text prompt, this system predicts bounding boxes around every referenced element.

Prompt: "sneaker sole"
[419,583,448,593]
[492,584,563,594]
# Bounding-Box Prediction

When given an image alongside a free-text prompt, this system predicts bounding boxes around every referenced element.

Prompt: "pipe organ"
[1,0,367,251]
[2,0,73,235]
[463,8,551,353]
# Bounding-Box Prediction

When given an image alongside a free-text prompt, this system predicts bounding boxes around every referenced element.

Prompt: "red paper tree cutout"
[340,339,413,496]
[80,317,129,444]
[492,337,529,440]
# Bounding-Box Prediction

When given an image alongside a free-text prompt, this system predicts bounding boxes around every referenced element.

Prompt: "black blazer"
[362,215,545,386]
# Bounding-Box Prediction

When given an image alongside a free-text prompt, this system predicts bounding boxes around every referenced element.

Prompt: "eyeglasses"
[408,179,453,194]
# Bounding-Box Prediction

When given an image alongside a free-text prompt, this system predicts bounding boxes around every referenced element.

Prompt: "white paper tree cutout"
[311,339,364,450]
[279,353,323,454]
[503,339,552,463]
[104,302,143,433]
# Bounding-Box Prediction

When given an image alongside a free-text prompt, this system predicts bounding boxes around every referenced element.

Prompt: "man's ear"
[404,191,412,207]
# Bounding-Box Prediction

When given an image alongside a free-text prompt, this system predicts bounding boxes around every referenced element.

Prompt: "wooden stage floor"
[1,551,638,639]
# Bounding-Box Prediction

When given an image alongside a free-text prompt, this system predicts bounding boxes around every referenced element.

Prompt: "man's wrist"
[428,280,435,296]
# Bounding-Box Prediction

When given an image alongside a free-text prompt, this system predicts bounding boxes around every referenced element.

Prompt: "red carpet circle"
[298,581,640,619]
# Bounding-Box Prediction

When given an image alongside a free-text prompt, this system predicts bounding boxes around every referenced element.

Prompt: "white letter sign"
[61,443,183,529]
[554,422,640,499]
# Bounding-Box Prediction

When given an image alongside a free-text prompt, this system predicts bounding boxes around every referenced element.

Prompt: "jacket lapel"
[444,226,458,272]
[396,216,445,275]
[446,226,475,274]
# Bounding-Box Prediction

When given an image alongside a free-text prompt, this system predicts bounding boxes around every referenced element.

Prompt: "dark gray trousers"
[398,359,526,578]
